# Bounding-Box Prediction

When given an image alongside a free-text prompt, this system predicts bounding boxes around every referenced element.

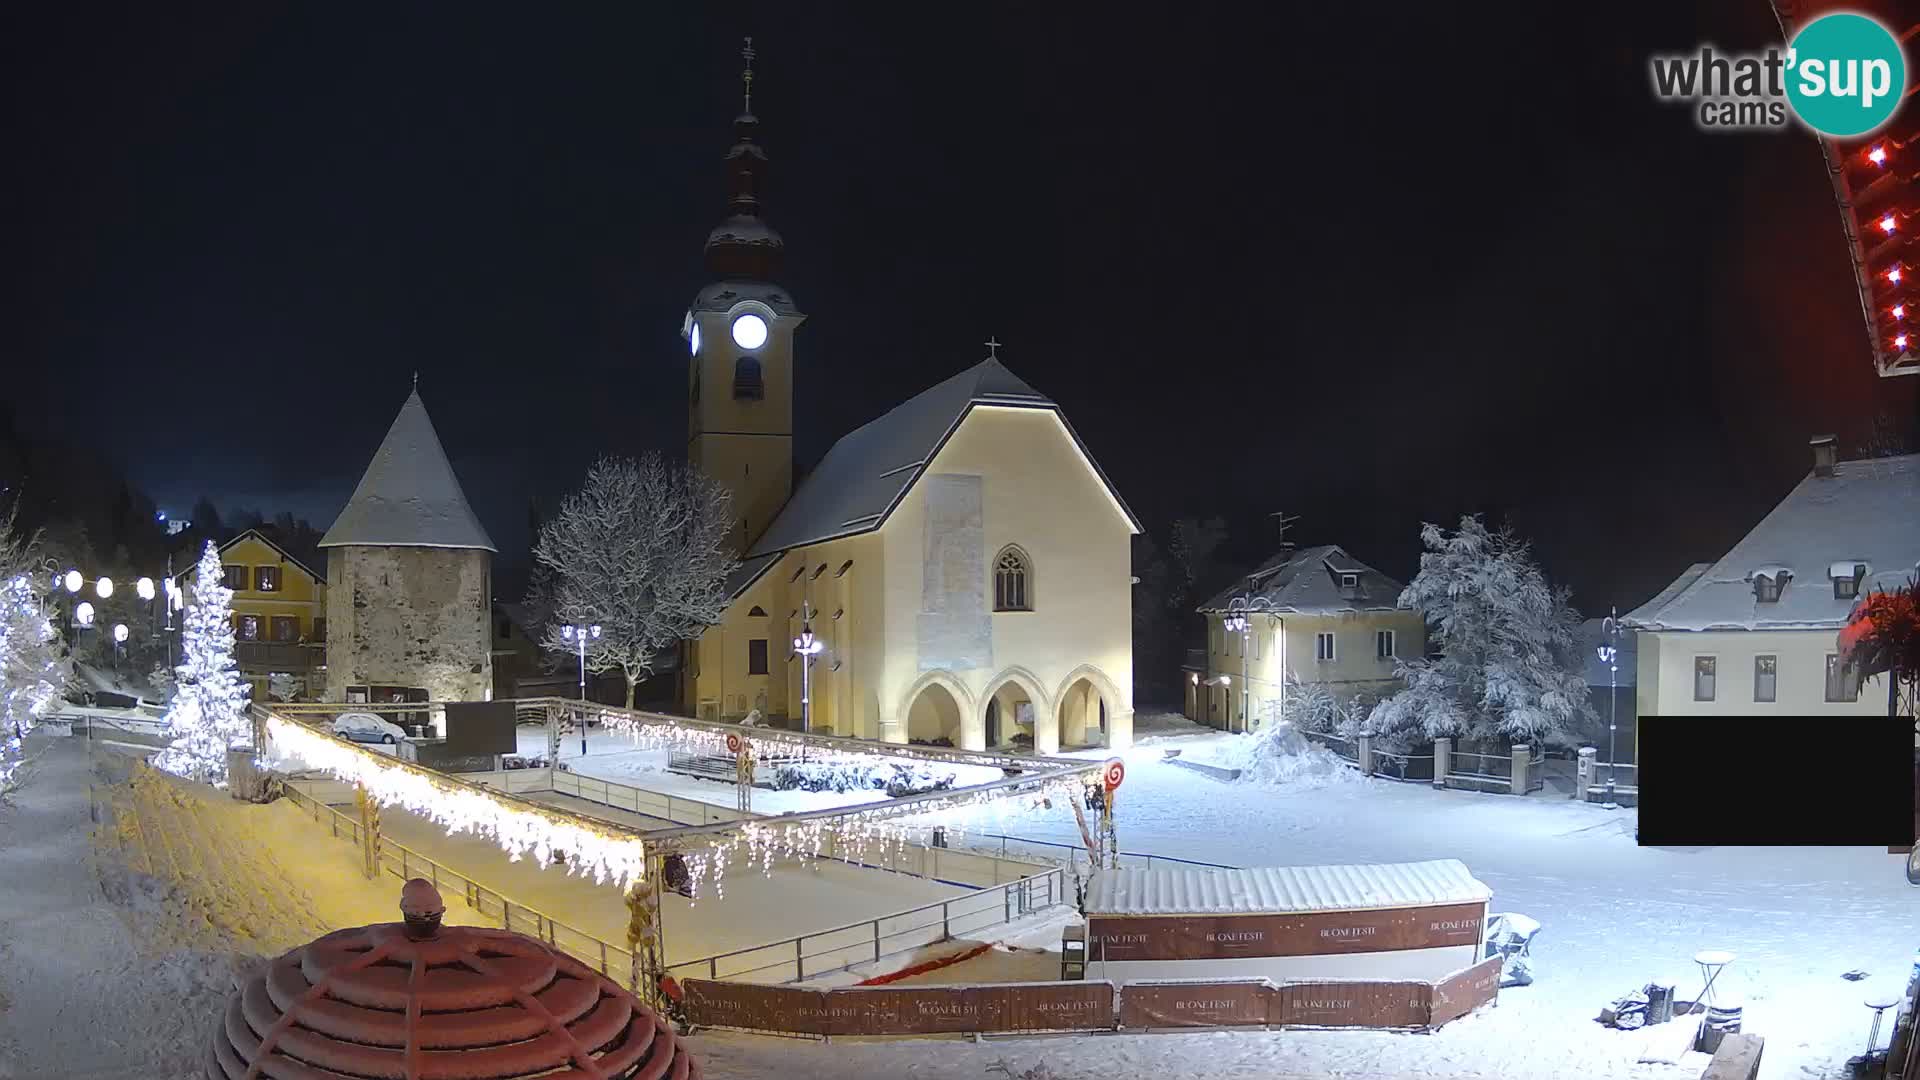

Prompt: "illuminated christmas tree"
[153,540,252,785]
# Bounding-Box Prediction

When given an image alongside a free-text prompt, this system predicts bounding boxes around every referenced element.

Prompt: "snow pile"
[1226,721,1365,789]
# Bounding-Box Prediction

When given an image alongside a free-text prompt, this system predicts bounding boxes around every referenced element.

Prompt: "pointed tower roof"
[319,389,496,552]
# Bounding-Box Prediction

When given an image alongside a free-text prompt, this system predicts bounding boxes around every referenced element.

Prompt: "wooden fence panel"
[1428,956,1502,1027]
[1276,979,1430,1029]
[1117,980,1274,1029]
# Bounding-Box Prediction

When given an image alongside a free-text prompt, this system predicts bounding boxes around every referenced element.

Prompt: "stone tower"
[685,38,805,552]
[320,389,495,713]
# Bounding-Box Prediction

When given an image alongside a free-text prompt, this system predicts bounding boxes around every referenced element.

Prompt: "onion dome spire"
[705,36,785,280]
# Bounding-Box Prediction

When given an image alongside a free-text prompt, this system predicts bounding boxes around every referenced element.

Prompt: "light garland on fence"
[672,773,1089,903]
[265,716,649,889]
[597,711,1008,791]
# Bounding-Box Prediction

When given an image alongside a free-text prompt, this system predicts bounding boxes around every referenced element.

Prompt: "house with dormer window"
[1623,436,1920,721]
[1187,544,1426,733]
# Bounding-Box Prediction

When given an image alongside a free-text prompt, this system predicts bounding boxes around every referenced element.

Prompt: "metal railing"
[1371,746,1436,783]
[1583,759,1639,797]
[665,867,1066,985]
[549,769,752,827]
[279,781,638,983]
[970,832,1236,872]
[1446,750,1514,791]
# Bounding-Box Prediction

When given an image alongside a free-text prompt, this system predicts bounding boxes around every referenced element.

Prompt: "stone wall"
[325,546,492,704]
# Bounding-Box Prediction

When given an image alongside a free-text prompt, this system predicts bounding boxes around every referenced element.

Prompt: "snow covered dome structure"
[207,880,700,1079]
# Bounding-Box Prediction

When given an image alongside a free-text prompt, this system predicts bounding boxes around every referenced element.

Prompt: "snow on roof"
[1624,453,1920,631]
[737,358,1140,576]
[1829,560,1870,578]
[1197,545,1404,614]
[1085,859,1491,917]
[319,390,496,552]
[691,280,802,317]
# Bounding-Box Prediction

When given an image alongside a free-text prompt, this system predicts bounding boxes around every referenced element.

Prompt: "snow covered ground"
[7,712,1912,1080]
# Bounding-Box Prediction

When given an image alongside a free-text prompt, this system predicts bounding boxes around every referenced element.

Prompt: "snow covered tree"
[1,508,71,794]
[1368,516,1594,747]
[530,454,739,707]
[152,540,252,785]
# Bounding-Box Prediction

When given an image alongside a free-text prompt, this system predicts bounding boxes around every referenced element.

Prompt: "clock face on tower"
[731,313,768,350]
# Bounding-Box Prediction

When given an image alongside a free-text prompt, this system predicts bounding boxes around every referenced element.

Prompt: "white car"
[331,712,409,745]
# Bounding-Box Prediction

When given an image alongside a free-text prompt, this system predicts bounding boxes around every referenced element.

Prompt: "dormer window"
[1751,568,1791,603]
[1830,561,1869,600]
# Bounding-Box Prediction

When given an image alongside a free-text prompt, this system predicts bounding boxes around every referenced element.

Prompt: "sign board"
[726,732,742,754]
[1088,903,1484,962]
[443,700,517,755]
[1118,980,1274,1029]
[1276,979,1430,1029]
[1103,758,1126,791]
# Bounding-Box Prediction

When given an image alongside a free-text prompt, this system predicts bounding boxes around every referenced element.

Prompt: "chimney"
[1810,434,1838,478]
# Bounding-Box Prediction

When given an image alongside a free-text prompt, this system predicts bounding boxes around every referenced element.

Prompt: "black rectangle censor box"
[442,700,518,756]
[1638,718,1916,846]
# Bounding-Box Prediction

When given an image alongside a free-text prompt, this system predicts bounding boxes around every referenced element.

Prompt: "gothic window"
[747,605,768,617]
[993,546,1033,612]
[733,355,764,400]
[748,639,769,675]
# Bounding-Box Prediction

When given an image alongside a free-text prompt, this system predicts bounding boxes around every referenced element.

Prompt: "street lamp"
[792,603,824,733]
[74,601,95,628]
[1225,591,1279,734]
[136,577,155,601]
[95,576,113,599]
[559,623,601,755]
[63,570,82,593]
[1597,608,1621,804]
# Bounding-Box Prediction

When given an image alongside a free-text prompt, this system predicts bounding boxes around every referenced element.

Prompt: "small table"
[1694,950,1736,1010]
[1864,987,1904,1058]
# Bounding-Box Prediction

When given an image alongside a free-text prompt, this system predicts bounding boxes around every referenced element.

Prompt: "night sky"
[6,3,1916,614]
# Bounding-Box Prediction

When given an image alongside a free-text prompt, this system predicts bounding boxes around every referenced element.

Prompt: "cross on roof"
[741,37,756,112]
[984,337,1002,360]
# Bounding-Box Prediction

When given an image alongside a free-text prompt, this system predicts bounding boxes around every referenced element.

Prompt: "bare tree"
[530,455,739,707]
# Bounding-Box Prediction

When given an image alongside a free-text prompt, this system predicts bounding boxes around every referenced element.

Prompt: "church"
[677,47,1139,754]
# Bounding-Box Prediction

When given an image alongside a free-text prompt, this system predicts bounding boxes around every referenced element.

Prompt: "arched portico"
[979,666,1053,754]
[1053,664,1131,751]
[895,670,975,747]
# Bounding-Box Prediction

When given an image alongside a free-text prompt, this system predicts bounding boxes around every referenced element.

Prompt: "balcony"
[234,641,325,672]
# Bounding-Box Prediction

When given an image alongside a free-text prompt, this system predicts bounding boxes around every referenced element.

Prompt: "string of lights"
[264,715,651,888]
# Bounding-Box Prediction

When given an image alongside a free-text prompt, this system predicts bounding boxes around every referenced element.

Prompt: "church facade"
[676,58,1138,754]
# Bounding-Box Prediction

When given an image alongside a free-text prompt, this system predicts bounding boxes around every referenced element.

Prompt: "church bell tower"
[685,37,803,551]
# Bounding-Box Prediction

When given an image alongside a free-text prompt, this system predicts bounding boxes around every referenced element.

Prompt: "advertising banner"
[1088,902,1484,961]
[1117,980,1275,1029]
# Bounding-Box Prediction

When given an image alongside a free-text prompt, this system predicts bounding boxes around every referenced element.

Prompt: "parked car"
[331,712,409,745]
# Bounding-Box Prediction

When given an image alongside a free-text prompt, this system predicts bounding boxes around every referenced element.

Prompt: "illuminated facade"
[676,50,1139,753]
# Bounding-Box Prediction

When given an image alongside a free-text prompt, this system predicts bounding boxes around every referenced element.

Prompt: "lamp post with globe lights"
[559,623,600,755]
[792,603,824,734]
[1224,591,1279,734]
[1596,609,1621,805]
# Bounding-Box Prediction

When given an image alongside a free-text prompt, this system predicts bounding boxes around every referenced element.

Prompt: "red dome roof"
[208,884,700,1080]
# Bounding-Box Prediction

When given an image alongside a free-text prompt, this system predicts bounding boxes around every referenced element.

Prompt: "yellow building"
[172,529,328,702]
[674,82,1140,754]
[1187,545,1426,733]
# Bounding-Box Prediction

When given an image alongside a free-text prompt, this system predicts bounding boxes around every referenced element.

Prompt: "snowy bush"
[1231,719,1363,788]
[771,760,959,797]
[1,508,72,793]
[1368,516,1595,748]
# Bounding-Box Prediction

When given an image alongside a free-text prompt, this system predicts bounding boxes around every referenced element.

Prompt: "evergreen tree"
[1369,515,1594,747]
[153,540,252,785]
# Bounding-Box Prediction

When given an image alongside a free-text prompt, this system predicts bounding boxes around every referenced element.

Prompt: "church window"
[733,355,764,400]
[748,605,768,617]
[811,563,827,580]
[748,639,769,675]
[790,564,806,583]
[993,546,1033,612]
[836,560,854,577]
